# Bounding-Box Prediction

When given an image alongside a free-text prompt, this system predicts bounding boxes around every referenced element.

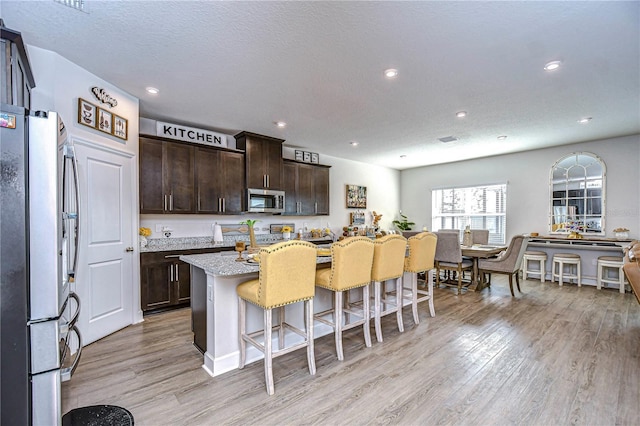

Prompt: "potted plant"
[240,219,258,248]
[392,212,415,231]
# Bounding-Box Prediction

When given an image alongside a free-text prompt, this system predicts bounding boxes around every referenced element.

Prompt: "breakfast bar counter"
[180,251,335,377]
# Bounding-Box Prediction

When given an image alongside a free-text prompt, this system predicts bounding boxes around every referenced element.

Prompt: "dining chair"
[477,235,530,296]
[434,232,473,295]
[314,236,375,361]
[403,232,437,323]
[471,229,489,245]
[236,240,318,395]
[371,234,408,342]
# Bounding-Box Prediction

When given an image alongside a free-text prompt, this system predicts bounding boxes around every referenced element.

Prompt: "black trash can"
[62,405,134,426]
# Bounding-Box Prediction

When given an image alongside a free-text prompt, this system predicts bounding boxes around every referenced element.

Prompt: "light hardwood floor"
[62,276,640,425]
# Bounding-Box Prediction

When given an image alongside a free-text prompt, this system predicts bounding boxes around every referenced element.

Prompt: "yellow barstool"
[236,240,318,395]
[403,232,437,324]
[314,237,374,361]
[372,234,408,343]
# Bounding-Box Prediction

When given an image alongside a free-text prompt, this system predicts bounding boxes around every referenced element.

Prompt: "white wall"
[139,146,400,239]
[400,134,640,241]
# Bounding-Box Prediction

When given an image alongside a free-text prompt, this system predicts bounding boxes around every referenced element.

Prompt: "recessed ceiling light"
[384,68,398,78]
[438,136,458,143]
[578,117,592,124]
[456,111,467,118]
[497,135,508,140]
[275,121,286,128]
[350,141,359,147]
[544,60,561,71]
[146,87,159,94]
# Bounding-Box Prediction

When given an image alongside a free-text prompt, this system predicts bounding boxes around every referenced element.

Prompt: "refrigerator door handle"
[63,144,81,281]
[61,325,82,382]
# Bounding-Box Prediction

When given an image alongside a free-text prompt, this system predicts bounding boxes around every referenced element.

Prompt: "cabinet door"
[264,140,283,190]
[220,151,245,214]
[314,166,330,215]
[297,163,315,215]
[165,143,195,213]
[174,261,191,304]
[139,138,165,213]
[195,148,222,213]
[245,139,267,189]
[283,161,298,214]
[140,256,173,311]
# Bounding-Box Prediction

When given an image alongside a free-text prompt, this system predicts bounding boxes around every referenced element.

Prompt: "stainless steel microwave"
[247,188,285,213]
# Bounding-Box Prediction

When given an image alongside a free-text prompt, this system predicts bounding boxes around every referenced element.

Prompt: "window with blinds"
[431,183,507,244]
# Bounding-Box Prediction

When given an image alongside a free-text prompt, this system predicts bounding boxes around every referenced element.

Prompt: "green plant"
[239,219,258,227]
[392,212,415,231]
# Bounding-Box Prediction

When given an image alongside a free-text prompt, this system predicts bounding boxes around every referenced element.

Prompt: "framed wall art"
[78,98,97,129]
[346,184,367,209]
[350,211,365,225]
[295,150,304,162]
[113,114,128,140]
[311,152,319,164]
[97,107,112,134]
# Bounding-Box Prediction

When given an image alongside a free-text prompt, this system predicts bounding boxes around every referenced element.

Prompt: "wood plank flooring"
[62,277,640,425]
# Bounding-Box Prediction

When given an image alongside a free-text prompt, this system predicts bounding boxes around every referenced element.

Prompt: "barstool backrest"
[257,240,317,308]
[328,236,374,291]
[372,234,407,281]
[405,232,437,273]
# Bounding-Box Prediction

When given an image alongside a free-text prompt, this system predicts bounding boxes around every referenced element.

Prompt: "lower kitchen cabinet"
[140,247,231,313]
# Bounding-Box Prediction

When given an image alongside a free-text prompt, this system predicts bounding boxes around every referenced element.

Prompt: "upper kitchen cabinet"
[139,137,195,213]
[283,160,330,215]
[1,23,35,108]
[195,148,245,214]
[235,132,284,190]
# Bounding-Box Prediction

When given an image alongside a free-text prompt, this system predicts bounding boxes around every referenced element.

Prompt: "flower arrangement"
[281,225,293,233]
[139,227,151,237]
[614,228,630,233]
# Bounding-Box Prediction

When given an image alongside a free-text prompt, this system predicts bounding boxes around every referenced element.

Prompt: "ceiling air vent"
[54,0,86,12]
[438,136,458,143]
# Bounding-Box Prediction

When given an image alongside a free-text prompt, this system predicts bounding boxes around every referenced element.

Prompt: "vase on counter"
[248,225,257,248]
[283,231,291,240]
[139,235,148,248]
[462,225,473,247]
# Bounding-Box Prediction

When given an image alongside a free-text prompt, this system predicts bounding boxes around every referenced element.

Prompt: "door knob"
[125,247,134,252]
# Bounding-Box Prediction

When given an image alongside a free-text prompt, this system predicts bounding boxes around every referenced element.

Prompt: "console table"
[527,236,633,288]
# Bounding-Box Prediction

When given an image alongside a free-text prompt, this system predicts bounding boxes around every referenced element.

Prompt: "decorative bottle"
[463,225,473,247]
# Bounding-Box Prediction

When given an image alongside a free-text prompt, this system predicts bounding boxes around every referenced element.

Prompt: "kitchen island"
[180,251,336,377]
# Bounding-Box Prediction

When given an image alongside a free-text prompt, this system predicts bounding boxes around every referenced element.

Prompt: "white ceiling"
[2,1,639,170]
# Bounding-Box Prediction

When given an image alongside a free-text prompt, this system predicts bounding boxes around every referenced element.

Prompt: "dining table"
[460,244,507,291]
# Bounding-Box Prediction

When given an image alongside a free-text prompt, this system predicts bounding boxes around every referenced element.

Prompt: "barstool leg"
[577,262,581,287]
[238,297,247,369]
[334,291,344,361]
[306,299,316,375]
[540,259,546,283]
[277,306,285,350]
[264,308,274,395]
[597,263,603,290]
[619,265,626,293]
[362,284,372,348]
[374,280,383,343]
[411,273,420,325]
[428,269,435,317]
[559,261,564,287]
[395,277,404,333]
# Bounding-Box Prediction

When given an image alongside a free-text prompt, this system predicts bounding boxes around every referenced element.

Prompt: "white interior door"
[74,140,135,345]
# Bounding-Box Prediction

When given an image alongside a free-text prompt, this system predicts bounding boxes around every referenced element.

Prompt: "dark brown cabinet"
[195,148,245,214]
[140,252,191,312]
[139,137,195,213]
[1,25,35,108]
[283,160,330,215]
[235,132,284,190]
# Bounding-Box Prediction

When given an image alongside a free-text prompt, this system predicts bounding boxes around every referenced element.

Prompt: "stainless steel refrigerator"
[1,104,82,425]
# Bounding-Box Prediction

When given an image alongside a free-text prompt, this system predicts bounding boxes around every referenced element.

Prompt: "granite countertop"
[140,236,333,253]
[180,251,332,277]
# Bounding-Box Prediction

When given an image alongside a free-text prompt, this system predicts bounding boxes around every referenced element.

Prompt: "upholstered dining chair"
[477,235,530,297]
[371,234,408,343]
[315,236,375,361]
[471,229,490,245]
[236,240,318,395]
[435,231,473,295]
[403,232,437,324]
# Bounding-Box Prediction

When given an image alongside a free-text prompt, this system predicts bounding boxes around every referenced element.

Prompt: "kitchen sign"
[156,121,227,148]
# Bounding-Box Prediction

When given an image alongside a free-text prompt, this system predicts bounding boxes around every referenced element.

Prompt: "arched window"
[549,152,605,234]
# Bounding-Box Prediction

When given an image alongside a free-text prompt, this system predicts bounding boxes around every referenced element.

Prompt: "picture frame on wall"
[78,98,97,129]
[346,184,367,208]
[113,114,128,141]
[295,150,304,162]
[311,152,319,164]
[97,108,112,134]
[303,151,311,163]
[350,211,365,225]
